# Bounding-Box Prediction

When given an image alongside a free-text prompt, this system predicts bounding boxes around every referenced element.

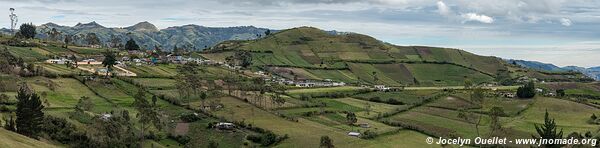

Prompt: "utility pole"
[9,8,18,34]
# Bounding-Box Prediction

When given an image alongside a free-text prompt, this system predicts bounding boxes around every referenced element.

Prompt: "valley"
[0,25,599,148]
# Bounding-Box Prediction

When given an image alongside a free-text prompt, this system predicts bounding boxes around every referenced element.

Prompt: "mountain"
[204,27,588,86]
[506,59,599,81]
[563,66,600,80]
[0,28,13,35]
[505,59,567,72]
[34,21,270,51]
[124,21,158,32]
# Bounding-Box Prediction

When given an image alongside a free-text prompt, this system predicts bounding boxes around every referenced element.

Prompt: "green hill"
[204,27,511,86]
[0,129,58,148]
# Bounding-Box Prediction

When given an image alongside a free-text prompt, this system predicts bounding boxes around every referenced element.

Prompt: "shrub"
[517,81,536,98]
[168,134,191,145]
[180,113,202,122]
[361,130,377,139]
[386,98,403,105]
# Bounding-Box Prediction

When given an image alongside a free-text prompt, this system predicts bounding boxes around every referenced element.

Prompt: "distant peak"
[74,21,104,28]
[42,22,59,27]
[126,21,158,32]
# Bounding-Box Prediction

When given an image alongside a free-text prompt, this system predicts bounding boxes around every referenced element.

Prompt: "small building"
[500,92,516,98]
[121,56,130,61]
[96,68,108,73]
[535,88,544,93]
[348,132,361,137]
[215,122,235,130]
[48,58,72,64]
[359,123,370,128]
[374,85,390,91]
[100,113,112,121]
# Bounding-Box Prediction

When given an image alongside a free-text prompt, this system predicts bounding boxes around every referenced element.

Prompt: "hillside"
[506,59,600,80]
[29,21,270,51]
[0,129,58,148]
[205,27,584,86]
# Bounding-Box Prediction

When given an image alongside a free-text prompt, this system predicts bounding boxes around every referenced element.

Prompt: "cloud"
[560,18,572,26]
[436,1,451,16]
[461,13,494,23]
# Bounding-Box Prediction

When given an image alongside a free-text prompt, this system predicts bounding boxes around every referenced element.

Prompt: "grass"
[334,98,407,118]
[39,63,82,75]
[353,90,438,105]
[0,129,58,148]
[277,99,364,117]
[306,112,399,134]
[208,96,371,148]
[26,77,114,112]
[125,64,178,77]
[306,69,358,83]
[426,96,478,110]
[406,63,493,86]
[356,130,438,148]
[505,97,599,134]
[347,63,401,86]
[185,120,249,148]
[286,86,367,98]
[132,78,177,89]
[68,46,107,55]
[3,45,48,62]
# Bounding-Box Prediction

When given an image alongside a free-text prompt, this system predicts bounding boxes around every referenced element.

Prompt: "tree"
[172,45,183,56]
[320,136,334,148]
[265,30,271,36]
[75,96,94,111]
[85,33,100,46]
[64,34,72,48]
[470,88,485,105]
[533,110,564,148]
[101,49,117,78]
[200,91,207,110]
[464,79,473,89]
[556,89,565,97]
[233,51,252,68]
[125,38,140,51]
[517,81,536,98]
[110,35,122,48]
[17,23,36,39]
[364,102,372,115]
[489,106,505,133]
[372,71,378,84]
[176,62,204,107]
[346,112,357,125]
[15,84,45,138]
[132,88,163,147]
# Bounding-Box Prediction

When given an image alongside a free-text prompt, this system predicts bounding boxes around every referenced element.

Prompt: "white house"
[348,132,361,137]
[48,58,72,64]
[374,85,390,91]
[216,122,235,130]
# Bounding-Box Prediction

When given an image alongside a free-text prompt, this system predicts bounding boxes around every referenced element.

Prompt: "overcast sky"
[1,0,600,67]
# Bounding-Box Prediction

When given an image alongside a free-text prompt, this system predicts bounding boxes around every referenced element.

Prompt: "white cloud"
[461,13,494,23]
[436,1,451,16]
[560,18,572,26]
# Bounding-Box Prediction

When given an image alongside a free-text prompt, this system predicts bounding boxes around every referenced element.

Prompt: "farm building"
[47,58,72,64]
[374,85,390,91]
[295,80,346,87]
[348,132,361,137]
[215,122,235,130]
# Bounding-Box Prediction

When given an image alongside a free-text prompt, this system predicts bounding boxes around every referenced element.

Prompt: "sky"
[1,0,600,67]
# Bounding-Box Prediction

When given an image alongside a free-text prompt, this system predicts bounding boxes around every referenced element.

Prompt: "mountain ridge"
[506,59,599,80]
[2,21,272,51]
